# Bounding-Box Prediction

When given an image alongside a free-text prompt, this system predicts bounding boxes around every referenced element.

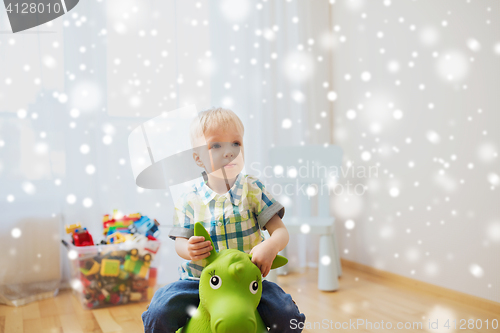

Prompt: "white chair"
[264,145,343,291]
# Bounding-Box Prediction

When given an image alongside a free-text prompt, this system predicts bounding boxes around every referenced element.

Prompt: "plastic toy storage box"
[66,239,160,309]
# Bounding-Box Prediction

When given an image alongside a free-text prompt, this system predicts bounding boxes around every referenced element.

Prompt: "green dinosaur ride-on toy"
[176,222,288,333]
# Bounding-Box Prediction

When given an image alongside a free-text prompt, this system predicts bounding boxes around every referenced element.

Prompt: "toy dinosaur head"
[193,222,287,333]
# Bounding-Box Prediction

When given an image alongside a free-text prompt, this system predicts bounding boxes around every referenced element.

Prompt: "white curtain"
[0,0,335,286]
[207,0,334,272]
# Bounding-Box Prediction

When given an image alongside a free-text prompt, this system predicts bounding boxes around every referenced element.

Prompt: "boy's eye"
[210,142,240,149]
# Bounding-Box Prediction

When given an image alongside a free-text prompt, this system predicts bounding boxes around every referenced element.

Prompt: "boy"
[142,107,306,332]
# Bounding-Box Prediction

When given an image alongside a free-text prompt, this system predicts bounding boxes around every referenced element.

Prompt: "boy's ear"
[248,253,288,270]
[192,150,204,168]
[194,222,217,262]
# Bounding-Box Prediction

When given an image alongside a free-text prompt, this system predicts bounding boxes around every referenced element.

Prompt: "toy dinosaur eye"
[210,275,222,289]
[249,280,259,294]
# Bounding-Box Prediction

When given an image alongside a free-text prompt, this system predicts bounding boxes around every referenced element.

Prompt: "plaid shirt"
[168,171,285,280]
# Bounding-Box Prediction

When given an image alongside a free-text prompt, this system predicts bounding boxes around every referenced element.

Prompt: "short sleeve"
[247,176,285,230]
[168,195,195,241]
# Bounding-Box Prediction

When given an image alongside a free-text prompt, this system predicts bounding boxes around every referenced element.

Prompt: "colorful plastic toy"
[65,223,95,247]
[123,249,152,278]
[106,232,135,244]
[65,223,81,234]
[100,259,121,277]
[80,260,100,276]
[102,210,141,236]
[177,222,288,333]
[73,228,94,246]
[64,211,162,309]
[100,211,160,244]
[129,216,160,238]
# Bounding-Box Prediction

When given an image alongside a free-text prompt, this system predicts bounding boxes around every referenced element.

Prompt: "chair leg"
[331,233,342,277]
[318,234,339,291]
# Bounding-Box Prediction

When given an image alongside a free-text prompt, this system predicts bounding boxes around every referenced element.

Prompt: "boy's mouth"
[223,163,236,168]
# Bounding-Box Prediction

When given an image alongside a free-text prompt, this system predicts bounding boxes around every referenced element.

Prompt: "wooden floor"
[1,265,499,333]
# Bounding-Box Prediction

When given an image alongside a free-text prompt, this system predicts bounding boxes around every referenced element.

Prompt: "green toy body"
[176,222,288,333]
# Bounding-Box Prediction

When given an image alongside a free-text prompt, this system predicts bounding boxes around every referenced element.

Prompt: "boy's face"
[193,128,244,180]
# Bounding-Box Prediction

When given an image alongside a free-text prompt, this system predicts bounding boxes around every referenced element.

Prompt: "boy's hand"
[249,241,279,278]
[187,236,213,261]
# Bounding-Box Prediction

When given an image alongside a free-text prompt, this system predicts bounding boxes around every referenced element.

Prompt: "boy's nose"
[223,144,240,159]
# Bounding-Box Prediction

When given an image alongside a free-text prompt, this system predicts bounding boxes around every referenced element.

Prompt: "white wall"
[2,0,498,305]
[0,0,330,288]
[331,0,500,303]
[0,0,211,287]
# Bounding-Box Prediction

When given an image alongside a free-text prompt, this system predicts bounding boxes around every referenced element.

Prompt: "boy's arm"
[261,214,289,253]
[246,175,288,276]
[250,214,289,277]
[175,236,214,261]
[175,237,192,260]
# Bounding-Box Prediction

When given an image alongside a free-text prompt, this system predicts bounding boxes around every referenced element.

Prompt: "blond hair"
[190,107,244,147]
